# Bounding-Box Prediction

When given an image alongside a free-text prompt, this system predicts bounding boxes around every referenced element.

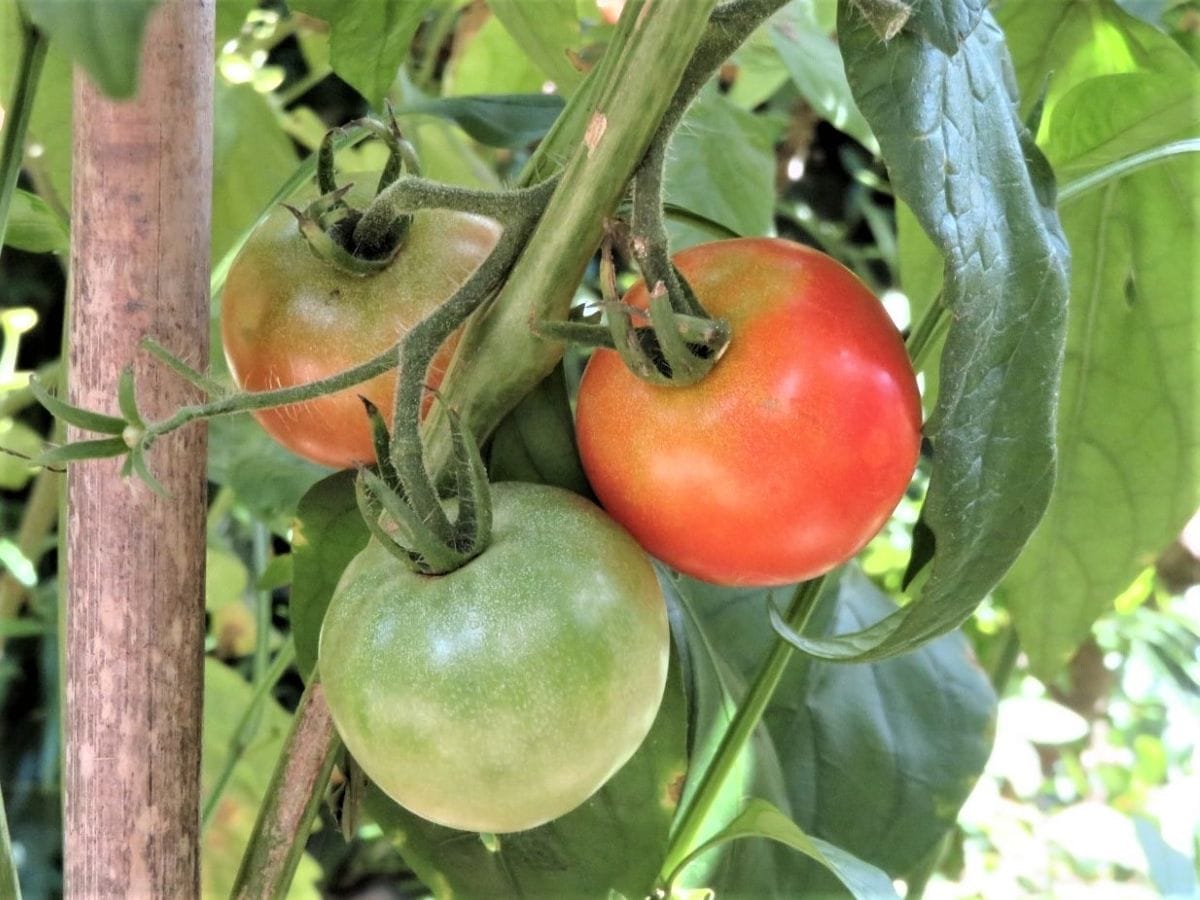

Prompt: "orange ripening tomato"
[221,189,500,469]
[574,238,922,587]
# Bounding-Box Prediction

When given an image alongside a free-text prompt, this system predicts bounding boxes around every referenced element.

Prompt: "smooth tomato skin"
[221,191,500,469]
[318,482,670,834]
[575,238,922,587]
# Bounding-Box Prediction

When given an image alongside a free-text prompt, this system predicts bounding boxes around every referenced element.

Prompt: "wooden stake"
[64,0,213,894]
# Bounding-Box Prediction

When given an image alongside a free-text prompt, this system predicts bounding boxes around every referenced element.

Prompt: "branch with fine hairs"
[230,680,341,900]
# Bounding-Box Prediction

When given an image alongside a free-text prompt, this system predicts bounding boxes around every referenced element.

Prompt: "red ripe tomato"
[221,189,500,469]
[574,238,922,587]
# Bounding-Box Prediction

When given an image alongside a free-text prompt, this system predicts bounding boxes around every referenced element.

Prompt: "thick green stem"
[424,0,727,473]
[390,184,553,540]
[657,575,826,884]
[0,19,47,255]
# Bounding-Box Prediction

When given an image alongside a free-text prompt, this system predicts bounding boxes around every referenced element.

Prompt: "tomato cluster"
[222,177,917,834]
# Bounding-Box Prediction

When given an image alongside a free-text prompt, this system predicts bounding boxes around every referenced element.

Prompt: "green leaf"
[212,79,298,264]
[206,415,329,526]
[200,660,321,899]
[368,639,688,899]
[288,0,434,108]
[256,554,293,591]
[289,470,369,681]
[3,188,66,253]
[487,364,592,497]
[404,94,565,148]
[669,798,899,899]
[488,0,586,94]
[665,86,779,249]
[769,4,877,151]
[444,13,547,97]
[994,2,1200,678]
[682,566,996,881]
[0,537,36,587]
[23,0,158,99]
[797,2,1071,661]
[1,1,73,207]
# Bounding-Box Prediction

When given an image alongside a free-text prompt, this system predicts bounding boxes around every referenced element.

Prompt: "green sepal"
[29,377,126,435]
[128,445,169,497]
[36,436,128,465]
[140,337,225,397]
[446,405,492,557]
[117,365,143,428]
[360,397,404,496]
[356,468,468,575]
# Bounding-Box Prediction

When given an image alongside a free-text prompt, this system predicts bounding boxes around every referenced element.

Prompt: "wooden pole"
[64,1,213,895]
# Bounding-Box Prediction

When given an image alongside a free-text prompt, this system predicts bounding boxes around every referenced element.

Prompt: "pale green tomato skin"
[318,482,669,834]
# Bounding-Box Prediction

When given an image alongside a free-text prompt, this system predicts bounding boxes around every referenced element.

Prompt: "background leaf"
[672,798,899,900]
[207,415,329,528]
[681,565,996,881]
[666,86,779,248]
[212,80,297,264]
[289,0,434,107]
[289,470,368,681]
[0,0,73,208]
[403,94,565,148]
[201,660,322,899]
[1,188,65,253]
[487,0,586,95]
[993,0,1200,678]
[769,1,877,152]
[23,0,158,99]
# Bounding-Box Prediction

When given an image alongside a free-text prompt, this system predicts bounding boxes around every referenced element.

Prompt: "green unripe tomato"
[318,482,670,834]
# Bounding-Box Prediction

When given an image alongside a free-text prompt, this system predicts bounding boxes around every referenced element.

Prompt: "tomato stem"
[657,573,827,886]
[905,293,949,371]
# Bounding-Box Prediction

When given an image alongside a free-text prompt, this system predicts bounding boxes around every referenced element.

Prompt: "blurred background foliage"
[0,0,1197,897]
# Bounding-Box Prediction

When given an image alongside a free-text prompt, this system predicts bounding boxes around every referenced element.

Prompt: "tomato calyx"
[355,397,492,576]
[288,112,422,277]
[537,137,732,387]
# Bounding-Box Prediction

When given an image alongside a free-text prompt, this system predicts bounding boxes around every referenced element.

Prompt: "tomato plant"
[317,481,670,834]
[575,238,922,587]
[220,188,500,469]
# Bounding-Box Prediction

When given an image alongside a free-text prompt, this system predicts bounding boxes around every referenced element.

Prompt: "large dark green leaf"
[367,640,688,899]
[487,364,592,497]
[289,0,434,108]
[993,0,1200,678]
[403,94,565,148]
[289,470,368,681]
[682,566,996,880]
[779,1,1071,661]
[23,0,158,99]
